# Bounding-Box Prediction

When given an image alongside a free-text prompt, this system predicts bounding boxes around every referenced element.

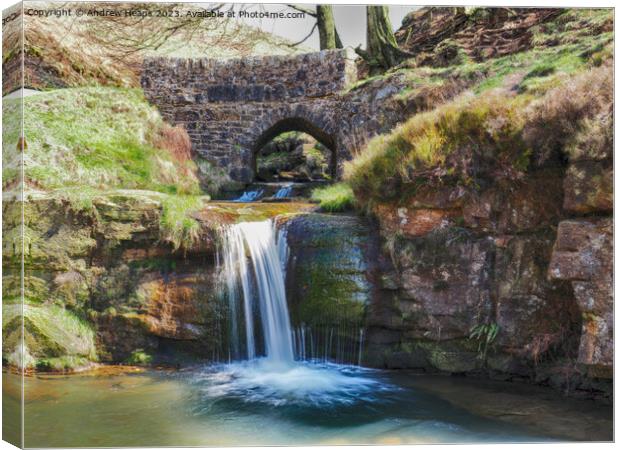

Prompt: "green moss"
[2,304,97,368]
[294,263,367,326]
[286,214,371,329]
[310,183,355,212]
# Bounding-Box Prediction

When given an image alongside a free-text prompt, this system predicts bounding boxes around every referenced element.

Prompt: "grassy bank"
[11,87,202,195]
[345,9,613,207]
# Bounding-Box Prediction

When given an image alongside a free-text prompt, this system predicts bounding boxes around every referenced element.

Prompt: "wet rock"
[285,212,397,364]
[494,233,580,358]
[138,272,213,340]
[96,314,158,362]
[383,347,430,370]
[285,213,372,328]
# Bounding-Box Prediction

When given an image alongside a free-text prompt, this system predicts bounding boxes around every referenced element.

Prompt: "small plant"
[159,194,206,251]
[126,350,153,366]
[469,322,499,360]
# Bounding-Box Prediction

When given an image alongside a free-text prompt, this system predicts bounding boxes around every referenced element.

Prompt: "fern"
[469,323,499,360]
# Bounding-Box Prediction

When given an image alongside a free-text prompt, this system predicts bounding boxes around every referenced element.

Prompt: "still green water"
[4,363,612,447]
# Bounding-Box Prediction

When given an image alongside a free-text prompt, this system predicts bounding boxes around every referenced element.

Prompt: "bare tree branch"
[288,22,318,47]
[286,4,317,17]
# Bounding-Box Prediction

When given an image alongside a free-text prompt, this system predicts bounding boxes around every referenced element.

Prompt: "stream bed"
[4,365,612,447]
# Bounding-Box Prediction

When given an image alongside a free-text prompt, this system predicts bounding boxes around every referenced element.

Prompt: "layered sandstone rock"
[548,219,613,377]
[364,161,612,399]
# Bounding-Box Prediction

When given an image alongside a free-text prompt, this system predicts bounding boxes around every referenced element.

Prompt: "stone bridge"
[142,49,363,183]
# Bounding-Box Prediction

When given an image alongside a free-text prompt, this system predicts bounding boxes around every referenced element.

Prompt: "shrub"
[310,183,355,212]
[150,123,193,163]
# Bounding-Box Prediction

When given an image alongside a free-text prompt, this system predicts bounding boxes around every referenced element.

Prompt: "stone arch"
[141,49,359,184]
[250,116,338,180]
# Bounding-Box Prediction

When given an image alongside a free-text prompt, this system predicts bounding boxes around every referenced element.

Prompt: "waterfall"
[234,189,264,202]
[358,328,364,366]
[221,226,256,360]
[220,220,294,363]
[273,185,293,199]
[291,325,365,365]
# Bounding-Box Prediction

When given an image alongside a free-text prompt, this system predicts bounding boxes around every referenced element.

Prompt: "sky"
[235,4,418,51]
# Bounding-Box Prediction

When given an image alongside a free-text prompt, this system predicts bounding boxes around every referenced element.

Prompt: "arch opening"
[251,118,338,183]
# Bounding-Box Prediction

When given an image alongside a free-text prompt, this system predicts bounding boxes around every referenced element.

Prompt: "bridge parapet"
[142,49,357,105]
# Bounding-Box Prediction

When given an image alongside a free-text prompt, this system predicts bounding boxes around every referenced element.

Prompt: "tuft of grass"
[311,183,355,212]
[159,194,207,251]
[469,323,500,360]
[346,60,611,210]
[48,186,102,212]
[36,356,90,372]
[524,63,556,80]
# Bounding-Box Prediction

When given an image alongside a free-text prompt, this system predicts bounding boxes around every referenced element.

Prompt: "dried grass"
[523,62,613,164]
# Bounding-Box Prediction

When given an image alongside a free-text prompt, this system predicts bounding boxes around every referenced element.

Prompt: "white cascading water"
[221,220,294,363]
[221,225,256,360]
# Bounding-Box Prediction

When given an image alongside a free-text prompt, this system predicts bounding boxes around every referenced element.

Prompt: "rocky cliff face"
[3,191,314,369]
[356,67,613,401]
[337,7,614,401]
[363,177,612,400]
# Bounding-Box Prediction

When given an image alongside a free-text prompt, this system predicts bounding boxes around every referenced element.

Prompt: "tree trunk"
[317,5,340,50]
[362,6,410,74]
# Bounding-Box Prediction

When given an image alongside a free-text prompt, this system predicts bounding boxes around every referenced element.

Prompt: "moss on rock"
[2,304,97,369]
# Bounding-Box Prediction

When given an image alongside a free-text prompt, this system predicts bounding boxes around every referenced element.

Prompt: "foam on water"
[195,359,388,407]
